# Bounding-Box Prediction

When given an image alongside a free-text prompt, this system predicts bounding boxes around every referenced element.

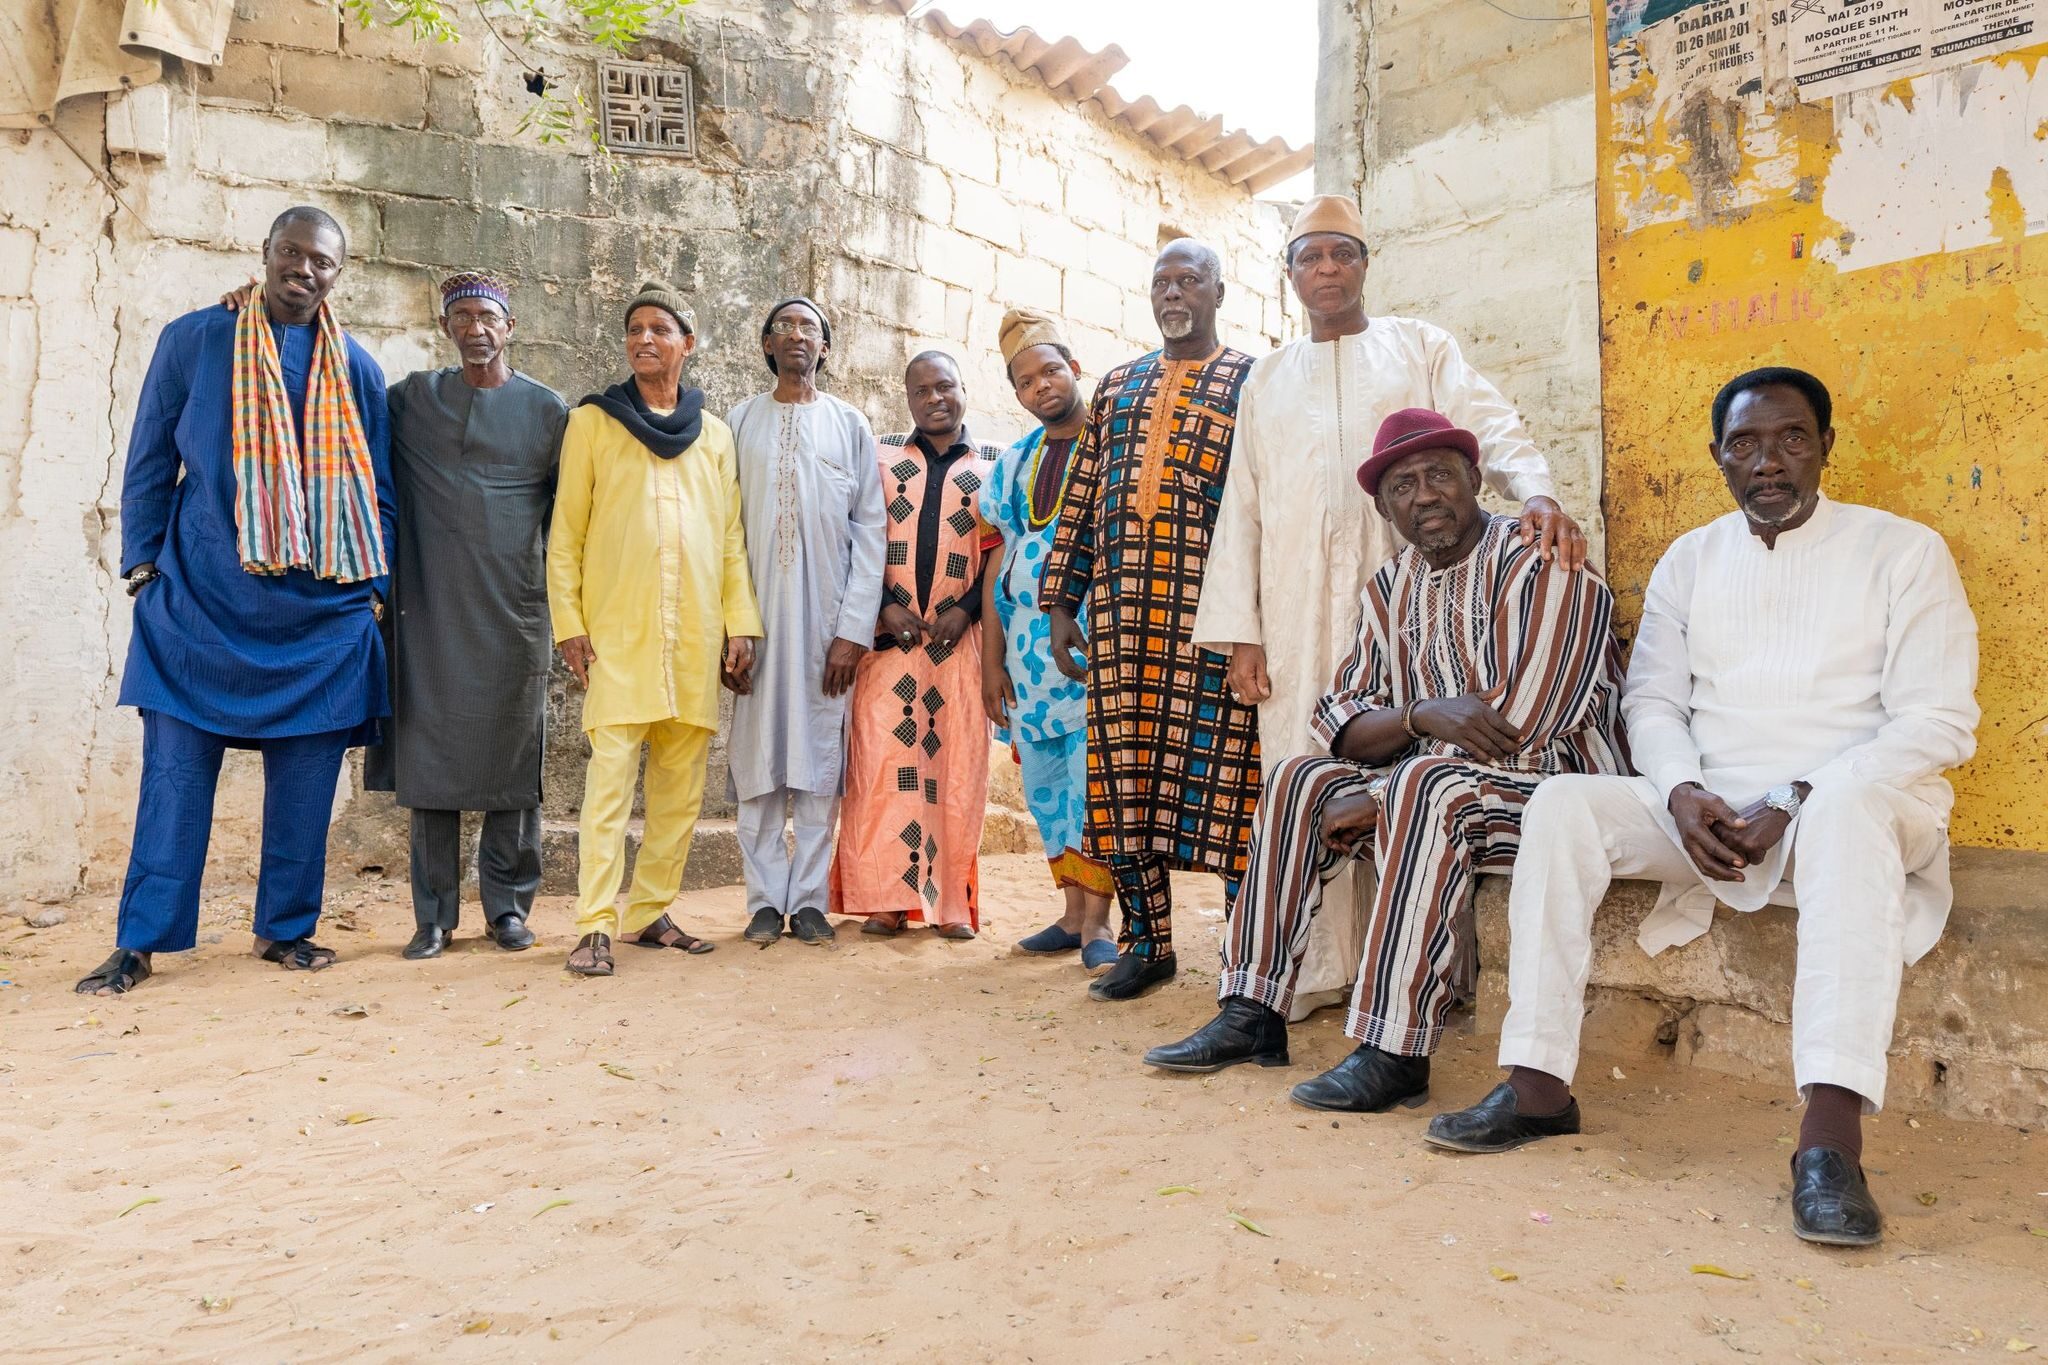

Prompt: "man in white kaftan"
[726,297,888,946]
[1427,367,1979,1251]
[1191,194,1583,1015]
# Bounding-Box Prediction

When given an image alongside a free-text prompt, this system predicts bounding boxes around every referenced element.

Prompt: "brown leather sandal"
[626,914,714,954]
[566,932,614,976]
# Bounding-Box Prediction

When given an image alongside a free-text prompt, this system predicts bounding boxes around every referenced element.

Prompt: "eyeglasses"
[769,319,824,339]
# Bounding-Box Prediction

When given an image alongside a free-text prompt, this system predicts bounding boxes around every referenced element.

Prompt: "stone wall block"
[844,212,923,273]
[950,177,1022,251]
[996,141,1062,211]
[0,226,34,297]
[381,198,484,267]
[1120,291,1158,349]
[340,9,490,74]
[229,0,341,53]
[994,253,1060,313]
[872,147,951,225]
[843,82,921,155]
[332,124,473,200]
[917,225,996,291]
[279,51,427,126]
[106,85,177,160]
[473,142,595,216]
[1060,269,1124,334]
[1083,229,1156,293]
[198,41,277,107]
[198,107,331,183]
[752,56,818,120]
[615,165,743,233]
[920,112,1000,186]
[222,185,380,255]
[426,72,483,138]
[1019,207,1089,275]
[330,260,437,330]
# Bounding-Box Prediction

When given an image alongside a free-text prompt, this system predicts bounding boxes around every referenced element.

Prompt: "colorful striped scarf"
[230,293,387,583]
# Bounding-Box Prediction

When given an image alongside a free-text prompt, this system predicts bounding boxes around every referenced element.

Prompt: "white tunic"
[1623,495,1979,960]
[1190,318,1558,1002]
[725,392,888,800]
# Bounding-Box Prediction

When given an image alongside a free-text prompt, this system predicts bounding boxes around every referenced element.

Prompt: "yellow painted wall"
[1595,38,2048,850]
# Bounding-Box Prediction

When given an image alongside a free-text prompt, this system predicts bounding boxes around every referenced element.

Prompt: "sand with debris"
[3,854,2042,1362]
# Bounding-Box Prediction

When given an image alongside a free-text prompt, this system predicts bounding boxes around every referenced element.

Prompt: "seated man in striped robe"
[1142,408,1630,1112]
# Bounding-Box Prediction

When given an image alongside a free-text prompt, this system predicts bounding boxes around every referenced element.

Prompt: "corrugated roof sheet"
[870,2,1314,195]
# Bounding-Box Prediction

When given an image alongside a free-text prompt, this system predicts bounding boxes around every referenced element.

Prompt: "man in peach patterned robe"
[831,352,1005,937]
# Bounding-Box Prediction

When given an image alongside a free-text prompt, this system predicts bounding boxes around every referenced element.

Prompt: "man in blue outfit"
[76,205,394,994]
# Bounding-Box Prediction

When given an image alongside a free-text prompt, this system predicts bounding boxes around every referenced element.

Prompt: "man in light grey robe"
[726,297,888,945]
[363,271,568,959]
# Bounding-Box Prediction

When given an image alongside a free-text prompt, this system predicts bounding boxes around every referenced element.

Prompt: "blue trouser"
[116,710,352,953]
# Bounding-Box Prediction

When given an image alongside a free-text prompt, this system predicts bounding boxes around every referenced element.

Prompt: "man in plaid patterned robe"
[1043,239,1262,1002]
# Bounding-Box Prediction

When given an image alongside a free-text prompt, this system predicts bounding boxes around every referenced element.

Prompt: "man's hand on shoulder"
[1518,496,1587,571]
[218,277,259,312]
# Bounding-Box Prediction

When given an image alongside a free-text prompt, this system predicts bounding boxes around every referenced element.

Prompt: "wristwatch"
[1365,774,1390,806]
[1763,783,1804,818]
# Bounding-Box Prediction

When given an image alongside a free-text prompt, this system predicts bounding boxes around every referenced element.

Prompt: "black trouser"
[409,807,542,930]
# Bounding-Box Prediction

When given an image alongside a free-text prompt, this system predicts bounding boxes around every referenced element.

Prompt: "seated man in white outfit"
[1425,367,1979,1249]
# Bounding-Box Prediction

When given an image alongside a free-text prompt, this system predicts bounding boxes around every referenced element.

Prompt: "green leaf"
[1690,1263,1753,1280]
[1155,1185,1199,1197]
[118,1196,161,1218]
[1226,1211,1270,1237]
[533,1198,573,1218]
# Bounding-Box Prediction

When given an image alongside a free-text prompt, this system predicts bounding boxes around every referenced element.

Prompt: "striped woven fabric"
[230,293,387,582]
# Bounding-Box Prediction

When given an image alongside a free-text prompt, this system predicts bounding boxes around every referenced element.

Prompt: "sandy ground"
[3,854,2043,1364]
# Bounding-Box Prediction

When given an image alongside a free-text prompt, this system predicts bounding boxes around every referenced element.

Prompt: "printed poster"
[1787,0,1925,96]
[1924,0,2039,69]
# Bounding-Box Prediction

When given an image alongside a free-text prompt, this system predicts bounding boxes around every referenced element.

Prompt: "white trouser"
[1498,773,1946,1110]
[737,788,840,917]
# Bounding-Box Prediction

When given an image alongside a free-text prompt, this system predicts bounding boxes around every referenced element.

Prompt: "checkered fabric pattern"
[1041,348,1262,896]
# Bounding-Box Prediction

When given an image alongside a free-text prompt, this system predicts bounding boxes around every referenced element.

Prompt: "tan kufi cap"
[1287,193,1367,248]
[997,306,1068,369]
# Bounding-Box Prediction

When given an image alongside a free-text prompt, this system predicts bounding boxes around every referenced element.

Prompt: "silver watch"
[1763,783,1803,818]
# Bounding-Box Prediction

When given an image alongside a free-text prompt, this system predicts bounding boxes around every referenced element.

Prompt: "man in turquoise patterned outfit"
[981,307,1116,971]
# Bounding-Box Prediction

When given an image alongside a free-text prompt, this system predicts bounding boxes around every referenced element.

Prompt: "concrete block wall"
[1,1,1292,904]
[820,9,1293,444]
[1324,0,1603,551]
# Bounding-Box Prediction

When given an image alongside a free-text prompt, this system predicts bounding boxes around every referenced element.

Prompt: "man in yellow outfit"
[548,281,763,977]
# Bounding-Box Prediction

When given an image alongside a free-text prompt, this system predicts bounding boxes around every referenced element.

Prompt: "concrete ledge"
[1471,848,2048,1129]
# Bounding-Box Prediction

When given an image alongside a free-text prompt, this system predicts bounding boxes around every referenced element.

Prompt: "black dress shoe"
[1144,998,1289,1071]
[486,916,535,951]
[744,908,785,943]
[1790,1146,1883,1246]
[1289,1045,1430,1112]
[1087,952,1176,1002]
[402,925,448,960]
[1424,1081,1580,1153]
[789,907,835,944]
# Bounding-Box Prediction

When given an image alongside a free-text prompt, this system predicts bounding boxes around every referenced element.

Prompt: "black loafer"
[789,907,835,944]
[1424,1081,1580,1153]
[402,925,448,960]
[1289,1044,1429,1112]
[486,916,534,951]
[1790,1146,1883,1246]
[1088,952,1176,1002]
[744,908,785,943]
[1144,998,1289,1071]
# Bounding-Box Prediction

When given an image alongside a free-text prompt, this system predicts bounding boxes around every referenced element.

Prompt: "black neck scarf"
[578,378,705,458]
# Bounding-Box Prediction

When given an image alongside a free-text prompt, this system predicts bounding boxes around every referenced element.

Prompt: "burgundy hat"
[1357,408,1481,495]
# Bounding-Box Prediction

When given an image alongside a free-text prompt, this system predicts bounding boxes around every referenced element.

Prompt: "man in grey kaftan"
[724,296,889,945]
[364,271,568,958]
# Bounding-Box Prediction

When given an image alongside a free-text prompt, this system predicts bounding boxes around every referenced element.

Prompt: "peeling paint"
[1597,38,2048,851]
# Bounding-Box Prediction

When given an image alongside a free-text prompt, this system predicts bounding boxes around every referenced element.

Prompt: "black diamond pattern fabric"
[891,718,917,746]
[944,551,968,580]
[890,458,920,482]
[888,497,914,522]
[946,508,976,537]
[899,821,923,848]
[921,686,944,715]
[920,731,942,758]
[886,541,909,566]
[893,676,918,703]
[896,766,919,792]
